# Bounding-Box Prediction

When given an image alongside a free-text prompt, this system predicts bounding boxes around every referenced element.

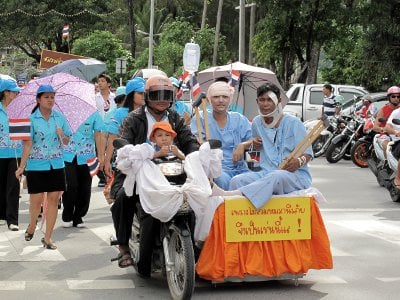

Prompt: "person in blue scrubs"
[61,111,105,228]
[190,81,252,190]
[104,77,145,177]
[0,79,21,231]
[16,85,72,250]
[221,82,313,210]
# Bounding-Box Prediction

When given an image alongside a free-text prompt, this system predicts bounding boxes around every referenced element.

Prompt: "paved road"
[1,158,400,299]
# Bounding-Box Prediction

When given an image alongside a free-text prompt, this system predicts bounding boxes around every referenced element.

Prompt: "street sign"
[116,58,127,74]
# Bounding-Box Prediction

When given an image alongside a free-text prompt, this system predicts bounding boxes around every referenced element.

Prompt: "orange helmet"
[145,74,174,104]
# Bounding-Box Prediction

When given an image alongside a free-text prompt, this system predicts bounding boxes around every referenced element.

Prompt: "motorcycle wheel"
[351,140,370,168]
[129,213,141,274]
[389,182,400,202]
[312,135,325,157]
[166,228,195,300]
[326,139,347,163]
[377,168,389,187]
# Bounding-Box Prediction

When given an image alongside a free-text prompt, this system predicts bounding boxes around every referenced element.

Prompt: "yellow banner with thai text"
[225,196,311,242]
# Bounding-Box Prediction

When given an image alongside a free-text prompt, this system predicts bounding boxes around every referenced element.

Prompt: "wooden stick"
[201,98,210,141]
[279,119,326,169]
[195,106,203,144]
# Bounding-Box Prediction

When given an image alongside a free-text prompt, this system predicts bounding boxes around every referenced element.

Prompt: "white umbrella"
[0,74,16,82]
[198,61,287,120]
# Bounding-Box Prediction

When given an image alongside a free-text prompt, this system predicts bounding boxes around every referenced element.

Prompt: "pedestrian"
[190,81,252,190]
[214,82,313,210]
[15,85,72,250]
[61,111,105,228]
[321,84,340,117]
[109,75,199,276]
[95,73,115,187]
[104,77,145,178]
[0,78,22,231]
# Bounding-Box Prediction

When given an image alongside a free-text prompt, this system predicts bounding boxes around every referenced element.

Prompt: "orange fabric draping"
[196,197,333,282]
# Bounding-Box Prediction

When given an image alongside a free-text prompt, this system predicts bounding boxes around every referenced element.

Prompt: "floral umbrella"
[7,73,96,132]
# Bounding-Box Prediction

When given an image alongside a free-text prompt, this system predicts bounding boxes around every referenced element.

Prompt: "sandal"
[41,238,57,250]
[118,252,134,268]
[25,227,35,241]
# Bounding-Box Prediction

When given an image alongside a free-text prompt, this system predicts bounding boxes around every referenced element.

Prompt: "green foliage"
[72,30,132,84]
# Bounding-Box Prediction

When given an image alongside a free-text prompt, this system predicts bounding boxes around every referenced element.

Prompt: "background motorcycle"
[350,116,375,168]
[325,113,364,163]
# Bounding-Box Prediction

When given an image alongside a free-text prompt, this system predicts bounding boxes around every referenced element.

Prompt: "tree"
[72,30,132,84]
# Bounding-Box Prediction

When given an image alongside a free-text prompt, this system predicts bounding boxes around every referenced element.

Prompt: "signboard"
[225,196,311,242]
[39,49,87,69]
[116,58,127,74]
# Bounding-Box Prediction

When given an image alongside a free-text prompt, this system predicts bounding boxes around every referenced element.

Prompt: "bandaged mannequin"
[213,82,313,209]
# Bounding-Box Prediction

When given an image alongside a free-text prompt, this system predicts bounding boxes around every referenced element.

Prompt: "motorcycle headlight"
[348,121,355,131]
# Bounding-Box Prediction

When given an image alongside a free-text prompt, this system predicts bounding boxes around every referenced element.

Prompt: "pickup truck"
[283,83,368,121]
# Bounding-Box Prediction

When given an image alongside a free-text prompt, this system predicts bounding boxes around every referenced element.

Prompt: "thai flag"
[62,25,70,39]
[87,157,100,177]
[9,118,31,140]
[191,75,202,99]
[228,69,240,92]
[176,71,190,99]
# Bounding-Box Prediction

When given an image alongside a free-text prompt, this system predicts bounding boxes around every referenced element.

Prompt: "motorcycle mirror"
[208,139,222,149]
[392,119,400,125]
[113,138,129,149]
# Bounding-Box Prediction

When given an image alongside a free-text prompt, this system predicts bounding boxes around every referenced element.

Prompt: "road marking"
[67,279,135,290]
[330,246,353,256]
[0,281,25,290]
[376,277,400,282]
[90,224,116,245]
[330,220,400,245]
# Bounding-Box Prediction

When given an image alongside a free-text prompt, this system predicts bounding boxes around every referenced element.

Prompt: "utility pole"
[148,0,154,68]
[248,3,256,65]
[239,0,245,62]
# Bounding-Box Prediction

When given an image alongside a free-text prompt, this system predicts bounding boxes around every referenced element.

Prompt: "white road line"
[330,220,400,245]
[330,246,354,257]
[90,224,116,245]
[67,279,135,290]
[0,281,25,290]
[376,277,400,282]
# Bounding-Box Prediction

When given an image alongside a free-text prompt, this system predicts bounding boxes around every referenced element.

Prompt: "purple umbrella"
[6,73,96,132]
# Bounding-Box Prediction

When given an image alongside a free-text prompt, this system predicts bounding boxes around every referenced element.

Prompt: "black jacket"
[111,105,199,198]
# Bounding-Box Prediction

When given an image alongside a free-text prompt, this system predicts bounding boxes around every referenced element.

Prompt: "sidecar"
[195,192,333,284]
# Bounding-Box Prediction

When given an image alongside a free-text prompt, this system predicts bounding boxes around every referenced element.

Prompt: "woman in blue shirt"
[16,85,72,250]
[104,77,145,177]
[0,79,21,231]
[61,111,104,228]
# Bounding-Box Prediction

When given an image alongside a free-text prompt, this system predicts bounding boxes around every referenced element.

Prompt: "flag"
[191,75,202,99]
[176,71,190,99]
[228,69,241,92]
[9,118,31,140]
[62,25,70,39]
[87,157,100,177]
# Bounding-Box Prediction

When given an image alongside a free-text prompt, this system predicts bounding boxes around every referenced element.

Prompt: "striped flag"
[176,71,190,99]
[87,157,100,177]
[62,25,70,39]
[228,69,241,92]
[191,75,202,99]
[9,118,31,140]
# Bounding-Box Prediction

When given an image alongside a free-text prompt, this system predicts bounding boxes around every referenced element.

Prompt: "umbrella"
[7,73,96,132]
[0,74,16,81]
[39,58,107,82]
[198,61,288,120]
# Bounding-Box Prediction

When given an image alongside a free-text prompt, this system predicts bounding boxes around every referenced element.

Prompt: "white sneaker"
[75,222,87,228]
[62,221,73,228]
[0,219,6,226]
[8,224,19,231]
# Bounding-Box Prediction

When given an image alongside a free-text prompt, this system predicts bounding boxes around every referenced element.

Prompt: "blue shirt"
[0,102,22,158]
[105,107,129,135]
[252,114,312,181]
[174,101,191,116]
[191,110,252,170]
[26,109,72,171]
[63,112,105,165]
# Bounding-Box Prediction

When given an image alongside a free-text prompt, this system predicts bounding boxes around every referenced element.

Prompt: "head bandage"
[258,90,283,128]
[206,81,231,102]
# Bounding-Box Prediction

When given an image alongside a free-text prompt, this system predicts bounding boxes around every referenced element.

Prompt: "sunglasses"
[391,95,400,99]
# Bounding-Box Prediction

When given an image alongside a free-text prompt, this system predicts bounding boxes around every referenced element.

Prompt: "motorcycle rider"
[355,95,378,118]
[110,74,199,277]
[372,86,400,158]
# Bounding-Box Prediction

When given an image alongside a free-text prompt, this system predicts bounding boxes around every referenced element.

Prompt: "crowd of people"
[1,70,352,276]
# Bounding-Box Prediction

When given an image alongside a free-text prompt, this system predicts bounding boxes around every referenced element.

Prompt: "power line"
[0,8,122,18]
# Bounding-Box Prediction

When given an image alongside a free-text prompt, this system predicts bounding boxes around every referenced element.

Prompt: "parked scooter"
[325,113,364,163]
[350,116,376,168]
[385,140,400,202]
[304,116,346,158]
